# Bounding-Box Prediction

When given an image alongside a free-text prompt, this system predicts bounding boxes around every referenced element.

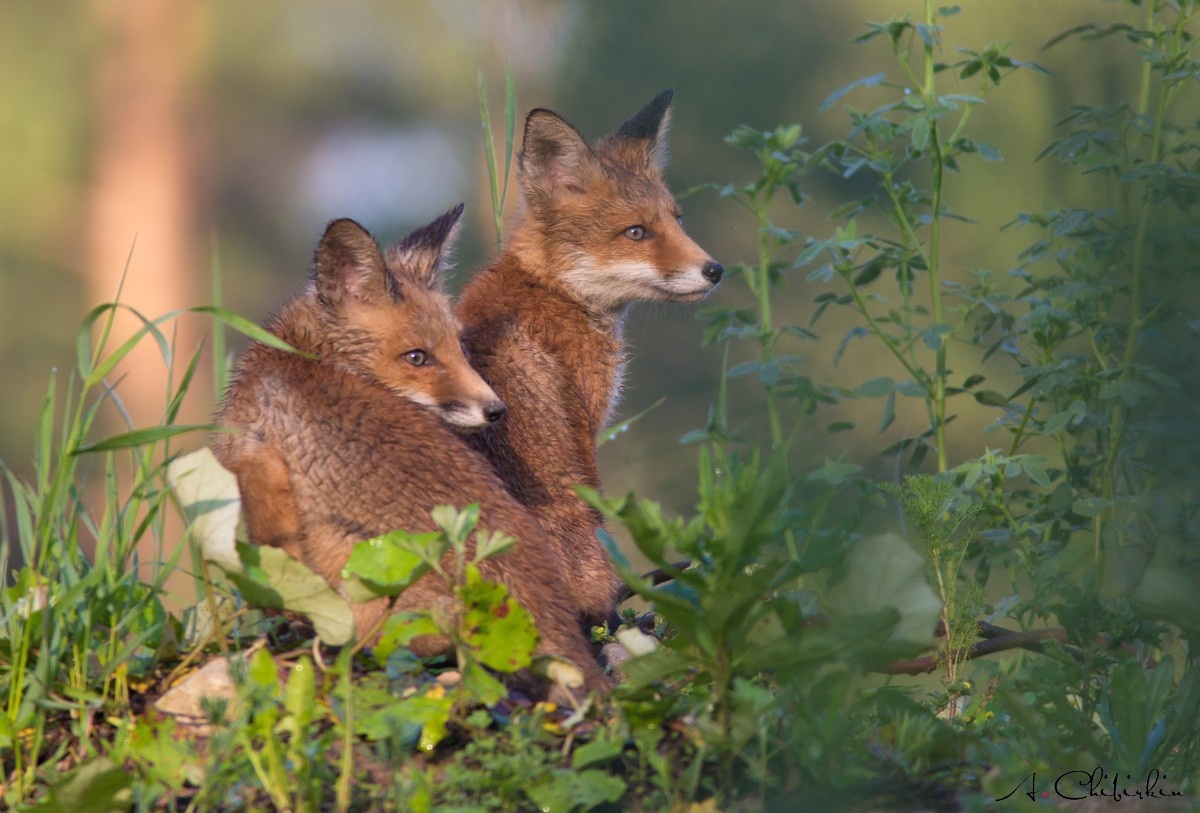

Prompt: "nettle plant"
[595,0,1200,803]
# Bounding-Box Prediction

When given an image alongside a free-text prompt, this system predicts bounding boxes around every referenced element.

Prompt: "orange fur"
[213,208,609,695]
[458,90,723,621]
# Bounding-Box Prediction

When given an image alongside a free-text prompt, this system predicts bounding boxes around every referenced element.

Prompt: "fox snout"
[701,261,724,284]
[440,391,507,431]
[483,399,507,423]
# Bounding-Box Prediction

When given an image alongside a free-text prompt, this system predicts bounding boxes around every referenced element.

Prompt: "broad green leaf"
[343,531,438,597]
[823,533,940,650]
[461,659,508,706]
[460,565,537,673]
[226,543,355,645]
[375,611,441,662]
[572,735,625,769]
[38,757,133,813]
[526,769,626,813]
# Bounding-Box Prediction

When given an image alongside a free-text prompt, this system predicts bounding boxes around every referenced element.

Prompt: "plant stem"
[924,0,948,473]
[1098,0,1179,572]
[755,205,784,447]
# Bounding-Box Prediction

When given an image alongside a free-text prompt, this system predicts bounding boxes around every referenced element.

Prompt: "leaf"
[343,531,437,597]
[188,306,314,357]
[857,376,894,398]
[818,72,886,113]
[225,544,356,645]
[167,448,242,570]
[154,656,237,722]
[1071,497,1108,518]
[1022,459,1051,487]
[973,389,1009,407]
[374,611,440,662]
[474,529,517,563]
[123,716,204,790]
[73,424,212,455]
[39,757,133,813]
[572,735,625,770]
[879,390,897,433]
[911,116,931,151]
[1131,564,1200,634]
[976,141,1003,162]
[460,565,537,673]
[526,769,626,813]
[806,457,863,486]
[597,396,666,447]
[282,656,316,736]
[823,533,941,650]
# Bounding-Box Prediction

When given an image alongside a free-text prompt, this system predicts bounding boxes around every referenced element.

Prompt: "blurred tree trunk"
[85,0,209,431]
[84,0,208,597]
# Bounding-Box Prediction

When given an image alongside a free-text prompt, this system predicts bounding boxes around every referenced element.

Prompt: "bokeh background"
[1,1,1147,575]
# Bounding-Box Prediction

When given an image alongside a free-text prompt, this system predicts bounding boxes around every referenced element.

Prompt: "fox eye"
[675,214,684,225]
[402,349,428,366]
[624,225,647,241]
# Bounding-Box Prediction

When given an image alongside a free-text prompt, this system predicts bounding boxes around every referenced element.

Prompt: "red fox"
[457,90,723,623]
[213,206,609,694]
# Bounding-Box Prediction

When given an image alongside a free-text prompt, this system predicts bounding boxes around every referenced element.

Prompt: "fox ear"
[384,203,465,292]
[520,108,599,197]
[313,218,397,308]
[608,88,674,172]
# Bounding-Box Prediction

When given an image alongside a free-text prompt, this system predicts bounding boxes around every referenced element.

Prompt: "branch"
[881,623,1069,676]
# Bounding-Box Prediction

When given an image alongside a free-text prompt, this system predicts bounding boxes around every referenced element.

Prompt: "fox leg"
[226,443,305,562]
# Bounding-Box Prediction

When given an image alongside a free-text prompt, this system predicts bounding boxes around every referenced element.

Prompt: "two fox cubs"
[215,91,720,694]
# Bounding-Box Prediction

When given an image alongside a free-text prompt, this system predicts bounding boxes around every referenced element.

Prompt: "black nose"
[701,262,724,284]
[483,400,507,423]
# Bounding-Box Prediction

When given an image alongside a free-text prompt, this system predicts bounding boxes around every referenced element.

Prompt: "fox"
[457,89,723,624]
[212,206,610,695]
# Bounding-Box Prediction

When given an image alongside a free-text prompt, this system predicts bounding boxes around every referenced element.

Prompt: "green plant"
[342,503,539,748]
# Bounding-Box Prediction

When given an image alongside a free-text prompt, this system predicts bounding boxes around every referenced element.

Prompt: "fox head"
[516,88,723,312]
[310,205,506,429]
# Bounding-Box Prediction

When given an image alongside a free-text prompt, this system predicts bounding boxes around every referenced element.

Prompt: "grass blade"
[188,305,312,357]
[71,424,212,456]
[478,72,504,247]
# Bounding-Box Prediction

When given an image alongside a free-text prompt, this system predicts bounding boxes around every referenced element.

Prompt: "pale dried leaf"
[167,448,241,570]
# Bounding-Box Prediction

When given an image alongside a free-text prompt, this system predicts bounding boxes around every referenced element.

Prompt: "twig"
[616,561,692,604]
[882,626,1069,676]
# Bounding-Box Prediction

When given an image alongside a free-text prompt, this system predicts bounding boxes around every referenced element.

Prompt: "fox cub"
[458,90,723,622]
[213,206,608,693]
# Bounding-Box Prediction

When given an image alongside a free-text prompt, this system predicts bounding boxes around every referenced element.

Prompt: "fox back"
[213,210,608,694]
[458,90,723,622]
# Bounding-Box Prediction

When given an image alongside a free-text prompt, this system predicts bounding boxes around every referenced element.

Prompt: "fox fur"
[213,207,609,694]
[458,90,723,622]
